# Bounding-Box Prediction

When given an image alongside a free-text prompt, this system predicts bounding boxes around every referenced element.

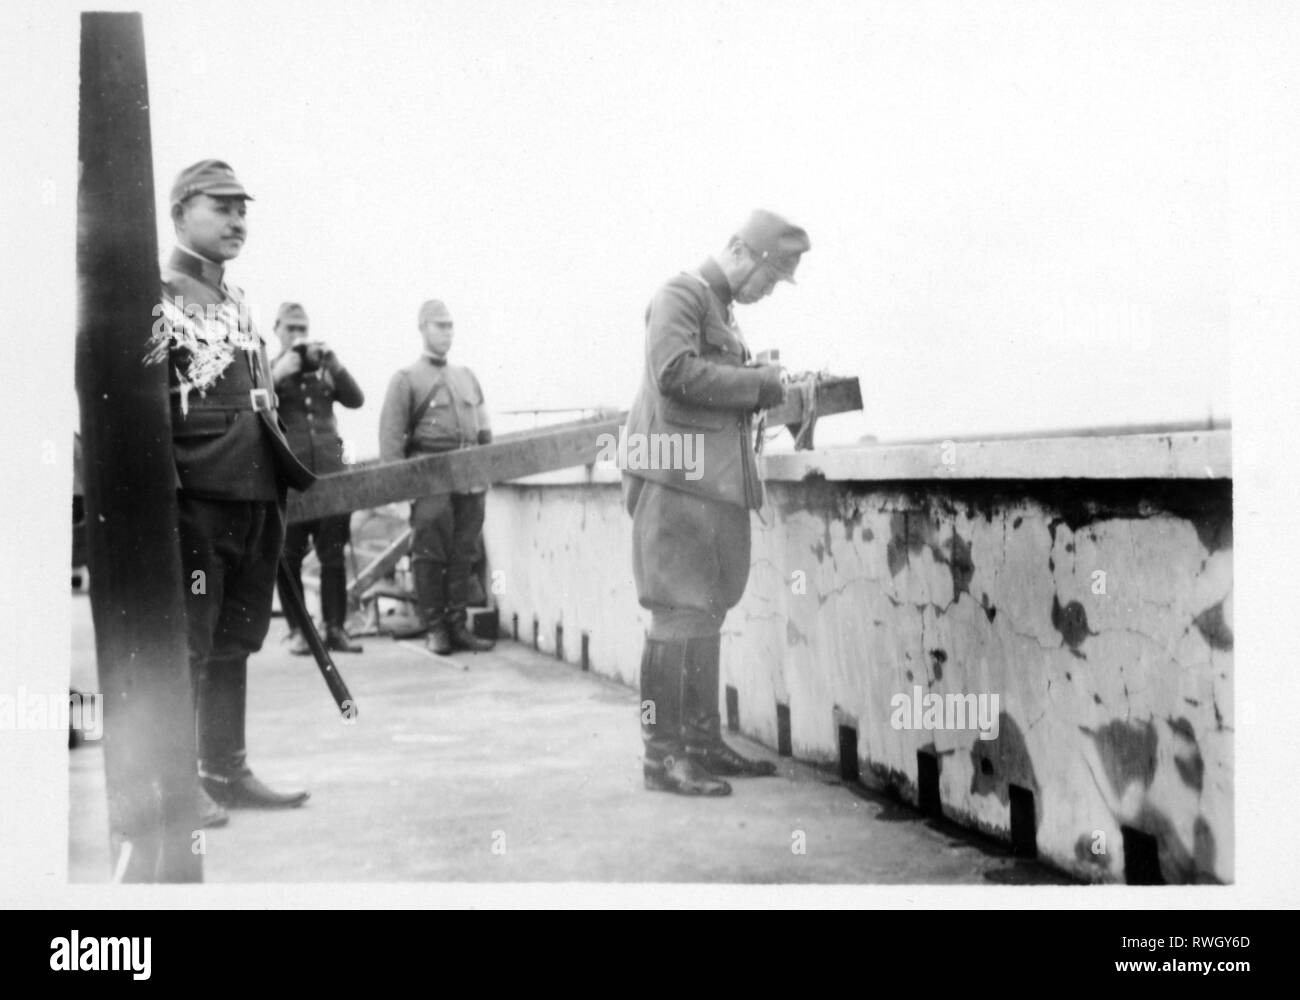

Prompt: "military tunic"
[157,246,315,774]
[623,258,782,641]
[378,354,493,624]
[273,346,365,631]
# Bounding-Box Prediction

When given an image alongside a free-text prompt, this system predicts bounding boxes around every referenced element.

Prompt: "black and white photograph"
[2,0,1297,932]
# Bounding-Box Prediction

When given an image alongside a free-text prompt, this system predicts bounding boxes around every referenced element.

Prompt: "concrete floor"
[69,590,1071,884]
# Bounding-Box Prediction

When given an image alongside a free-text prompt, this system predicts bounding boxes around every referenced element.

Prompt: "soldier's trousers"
[277,514,351,630]
[410,491,486,625]
[177,494,284,776]
[626,477,751,640]
[626,478,752,760]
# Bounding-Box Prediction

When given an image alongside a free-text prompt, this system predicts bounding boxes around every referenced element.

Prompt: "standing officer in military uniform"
[624,209,810,796]
[378,300,495,656]
[152,160,316,825]
[270,302,366,656]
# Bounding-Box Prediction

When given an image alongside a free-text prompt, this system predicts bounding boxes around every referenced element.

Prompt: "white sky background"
[27,0,1232,457]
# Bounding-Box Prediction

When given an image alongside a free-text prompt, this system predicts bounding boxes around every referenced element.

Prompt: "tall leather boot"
[197,655,309,809]
[189,661,229,827]
[321,563,362,653]
[641,638,730,796]
[446,565,493,652]
[414,559,451,654]
[682,634,777,777]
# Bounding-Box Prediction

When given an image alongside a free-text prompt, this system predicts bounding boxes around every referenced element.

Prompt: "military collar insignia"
[698,257,734,308]
[170,245,226,291]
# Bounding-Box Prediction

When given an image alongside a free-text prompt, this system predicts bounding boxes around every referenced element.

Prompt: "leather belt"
[170,387,274,413]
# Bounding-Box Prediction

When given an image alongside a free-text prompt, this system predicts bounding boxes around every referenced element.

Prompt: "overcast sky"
[22,0,1232,455]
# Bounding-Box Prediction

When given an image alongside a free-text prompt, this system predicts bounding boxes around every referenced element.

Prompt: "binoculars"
[292,341,327,373]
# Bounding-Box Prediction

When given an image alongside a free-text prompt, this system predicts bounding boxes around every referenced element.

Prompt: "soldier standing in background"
[623,210,810,797]
[270,302,366,655]
[379,300,495,656]
[151,160,316,825]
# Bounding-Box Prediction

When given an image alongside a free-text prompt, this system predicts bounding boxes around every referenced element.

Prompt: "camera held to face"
[293,341,326,374]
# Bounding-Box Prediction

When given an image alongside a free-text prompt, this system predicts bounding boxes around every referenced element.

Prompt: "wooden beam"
[288,415,625,523]
[287,380,860,524]
[347,528,412,603]
[76,12,201,882]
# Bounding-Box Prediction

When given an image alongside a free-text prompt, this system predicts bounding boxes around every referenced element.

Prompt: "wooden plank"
[288,415,625,523]
[288,381,860,524]
[347,528,412,602]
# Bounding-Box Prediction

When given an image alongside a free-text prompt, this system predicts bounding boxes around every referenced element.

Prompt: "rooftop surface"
[69,593,1071,885]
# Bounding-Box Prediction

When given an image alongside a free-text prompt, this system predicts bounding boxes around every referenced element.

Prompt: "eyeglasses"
[283,324,308,334]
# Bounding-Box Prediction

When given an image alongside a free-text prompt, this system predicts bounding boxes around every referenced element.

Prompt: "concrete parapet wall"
[485,431,1233,883]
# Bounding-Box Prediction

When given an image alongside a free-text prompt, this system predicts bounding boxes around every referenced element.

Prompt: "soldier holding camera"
[270,302,366,655]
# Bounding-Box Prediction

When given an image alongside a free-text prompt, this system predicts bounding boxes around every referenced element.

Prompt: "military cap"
[736,209,810,283]
[275,302,309,327]
[170,159,254,206]
[418,299,453,327]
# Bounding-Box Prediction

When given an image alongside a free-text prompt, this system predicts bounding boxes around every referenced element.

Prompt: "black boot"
[196,655,309,809]
[321,564,360,652]
[683,634,777,777]
[325,624,363,653]
[446,564,493,651]
[411,558,446,641]
[426,621,453,655]
[644,754,735,795]
[447,612,494,652]
[201,770,310,809]
[641,639,730,796]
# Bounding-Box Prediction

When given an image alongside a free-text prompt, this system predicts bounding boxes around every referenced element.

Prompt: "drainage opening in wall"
[725,686,739,732]
[1121,826,1165,885]
[1009,784,1037,858]
[838,725,859,783]
[776,703,792,757]
[917,750,941,819]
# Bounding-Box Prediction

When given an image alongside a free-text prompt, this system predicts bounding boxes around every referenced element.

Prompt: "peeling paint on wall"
[1081,719,1158,795]
[488,472,1233,884]
[970,712,1040,815]
[1193,600,1233,651]
[1051,596,1095,657]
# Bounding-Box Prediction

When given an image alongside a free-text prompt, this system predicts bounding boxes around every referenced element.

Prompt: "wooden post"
[76,12,201,882]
